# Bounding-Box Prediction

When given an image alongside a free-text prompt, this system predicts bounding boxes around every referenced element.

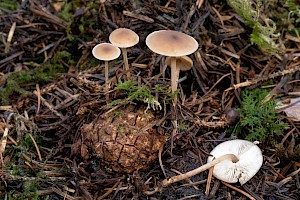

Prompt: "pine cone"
[81,105,165,173]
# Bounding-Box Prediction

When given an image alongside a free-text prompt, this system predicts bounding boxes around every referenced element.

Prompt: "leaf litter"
[0,0,300,199]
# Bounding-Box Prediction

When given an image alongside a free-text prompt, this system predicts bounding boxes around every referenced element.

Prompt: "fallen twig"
[225,65,300,91]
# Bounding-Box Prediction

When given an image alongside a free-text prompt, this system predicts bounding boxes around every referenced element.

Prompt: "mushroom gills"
[207,139,263,185]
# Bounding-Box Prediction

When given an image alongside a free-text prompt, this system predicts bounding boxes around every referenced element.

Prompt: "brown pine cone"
[81,105,165,173]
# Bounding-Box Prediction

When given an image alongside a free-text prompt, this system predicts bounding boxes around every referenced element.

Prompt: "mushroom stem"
[100,0,108,19]
[144,154,238,195]
[170,57,179,108]
[170,57,179,93]
[162,154,238,187]
[105,61,109,102]
[121,48,131,79]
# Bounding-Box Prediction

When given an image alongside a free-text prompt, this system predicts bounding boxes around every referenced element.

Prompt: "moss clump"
[57,0,101,41]
[0,50,76,105]
[0,63,65,105]
[231,88,289,142]
[3,119,58,199]
[0,0,20,11]
[108,79,162,111]
[227,0,283,57]
[285,0,300,35]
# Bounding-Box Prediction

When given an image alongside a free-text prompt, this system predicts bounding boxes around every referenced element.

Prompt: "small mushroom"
[207,139,263,185]
[109,28,139,79]
[146,30,198,93]
[92,43,121,101]
[165,56,193,91]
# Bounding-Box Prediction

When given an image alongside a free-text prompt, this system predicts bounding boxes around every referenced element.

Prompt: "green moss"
[285,0,300,35]
[0,62,65,105]
[7,178,41,200]
[228,0,257,26]
[23,180,39,199]
[154,84,179,104]
[286,0,300,22]
[178,122,189,131]
[4,130,54,199]
[227,0,300,54]
[107,79,163,111]
[0,79,28,105]
[57,0,100,40]
[0,50,73,105]
[113,111,121,118]
[51,50,75,65]
[230,88,289,142]
[82,57,101,71]
[227,0,283,57]
[0,0,20,11]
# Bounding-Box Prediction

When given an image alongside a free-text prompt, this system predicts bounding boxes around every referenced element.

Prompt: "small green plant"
[227,0,282,57]
[286,0,300,22]
[109,79,162,111]
[0,0,19,11]
[231,88,289,142]
[154,84,179,103]
[0,51,68,105]
[1,114,59,199]
[285,0,300,35]
[178,122,189,132]
[113,111,121,118]
[57,0,101,40]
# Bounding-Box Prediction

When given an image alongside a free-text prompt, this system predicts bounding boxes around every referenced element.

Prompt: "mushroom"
[146,30,198,93]
[165,56,193,90]
[92,43,121,101]
[109,28,139,79]
[207,139,263,185]
[144,139,263,195]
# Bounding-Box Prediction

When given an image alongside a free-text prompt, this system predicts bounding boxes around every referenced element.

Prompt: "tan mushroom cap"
[146,30,199,57]
[92,43,121,61]
[109,28,139,48]
[165,56,193,71]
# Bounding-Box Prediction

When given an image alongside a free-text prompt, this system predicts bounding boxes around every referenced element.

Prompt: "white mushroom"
[144,139,262,195]
[207,139,263,185]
